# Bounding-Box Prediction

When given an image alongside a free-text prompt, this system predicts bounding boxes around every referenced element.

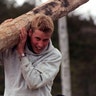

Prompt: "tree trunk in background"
[58,16,71,96]
[0,0,89,52]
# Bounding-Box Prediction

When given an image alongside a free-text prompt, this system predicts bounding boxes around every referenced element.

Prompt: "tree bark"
[0,0,89,52]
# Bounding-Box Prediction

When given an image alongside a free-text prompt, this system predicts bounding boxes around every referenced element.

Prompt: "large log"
[0,0,89,52]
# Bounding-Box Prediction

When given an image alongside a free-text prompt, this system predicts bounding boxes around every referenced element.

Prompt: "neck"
[27,37,36,53]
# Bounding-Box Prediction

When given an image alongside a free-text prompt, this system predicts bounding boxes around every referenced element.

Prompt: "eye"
[36,37,40,41]
[43,39,49,42]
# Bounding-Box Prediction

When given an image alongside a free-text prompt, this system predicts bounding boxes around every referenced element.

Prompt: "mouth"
[35,46,43,53]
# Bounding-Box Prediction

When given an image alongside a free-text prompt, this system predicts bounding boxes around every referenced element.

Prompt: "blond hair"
[31,14,54,34]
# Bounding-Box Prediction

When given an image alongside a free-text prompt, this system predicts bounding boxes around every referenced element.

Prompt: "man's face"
[28,29,52,54]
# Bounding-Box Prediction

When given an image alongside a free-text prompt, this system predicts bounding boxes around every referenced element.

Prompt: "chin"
[35,50,42,54]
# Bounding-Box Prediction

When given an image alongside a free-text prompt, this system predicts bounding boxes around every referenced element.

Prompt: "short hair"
[31,13,54,34]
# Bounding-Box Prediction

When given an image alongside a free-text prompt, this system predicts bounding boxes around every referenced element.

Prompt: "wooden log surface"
[0,0,89,52]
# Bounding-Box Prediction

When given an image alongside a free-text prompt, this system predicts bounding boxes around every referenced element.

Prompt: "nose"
[38,41,44,48]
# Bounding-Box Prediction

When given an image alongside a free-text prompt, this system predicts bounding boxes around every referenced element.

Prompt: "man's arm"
[17,27,27,57]
[20,51,62,90]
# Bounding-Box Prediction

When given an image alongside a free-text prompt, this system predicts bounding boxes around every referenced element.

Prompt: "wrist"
[21,53,26,57]
[20,53,26,57]
[19,53,26,61]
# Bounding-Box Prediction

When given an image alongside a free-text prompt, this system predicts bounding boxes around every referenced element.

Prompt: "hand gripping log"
[0,0,89,52]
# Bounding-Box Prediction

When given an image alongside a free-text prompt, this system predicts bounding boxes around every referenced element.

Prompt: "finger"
[21,27,27,36]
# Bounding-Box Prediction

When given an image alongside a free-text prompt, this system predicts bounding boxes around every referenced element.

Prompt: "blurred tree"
[58,17,71,96]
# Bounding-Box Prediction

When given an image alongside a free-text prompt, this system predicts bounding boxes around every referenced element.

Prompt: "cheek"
[30,38,37,46]
[29,34,37,49]
[43,41,49,47]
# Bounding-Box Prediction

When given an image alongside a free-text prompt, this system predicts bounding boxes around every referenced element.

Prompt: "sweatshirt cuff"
[20,56,29,66]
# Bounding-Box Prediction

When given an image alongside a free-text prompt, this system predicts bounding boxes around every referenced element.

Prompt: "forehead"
[33,29,52,38]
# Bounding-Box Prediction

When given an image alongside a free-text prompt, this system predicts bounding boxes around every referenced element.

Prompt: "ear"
[28,29,33,37]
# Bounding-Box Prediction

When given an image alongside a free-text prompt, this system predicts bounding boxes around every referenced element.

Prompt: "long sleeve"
[20,51,62,90]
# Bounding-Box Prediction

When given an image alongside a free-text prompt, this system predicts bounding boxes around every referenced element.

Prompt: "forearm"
[20,56,47,90]
[20,53,62,90]
[17,27,27,57]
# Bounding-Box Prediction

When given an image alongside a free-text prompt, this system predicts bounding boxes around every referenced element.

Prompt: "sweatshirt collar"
[25,40,54,56]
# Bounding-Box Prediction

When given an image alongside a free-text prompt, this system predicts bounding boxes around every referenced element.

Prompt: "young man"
[0,13,62,96]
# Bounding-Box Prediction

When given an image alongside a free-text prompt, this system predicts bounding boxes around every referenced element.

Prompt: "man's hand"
[17,27,27,56]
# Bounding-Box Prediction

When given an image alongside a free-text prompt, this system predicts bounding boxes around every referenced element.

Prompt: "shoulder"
[52,48,62,59]
[48,40,62,58]
[2,47,17,58]
[45,47,62,62]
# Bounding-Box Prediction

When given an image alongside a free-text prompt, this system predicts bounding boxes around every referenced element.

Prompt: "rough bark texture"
[0,0,89,52]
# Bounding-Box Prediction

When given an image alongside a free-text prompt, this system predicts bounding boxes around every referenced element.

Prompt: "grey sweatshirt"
[0,41,62,96]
